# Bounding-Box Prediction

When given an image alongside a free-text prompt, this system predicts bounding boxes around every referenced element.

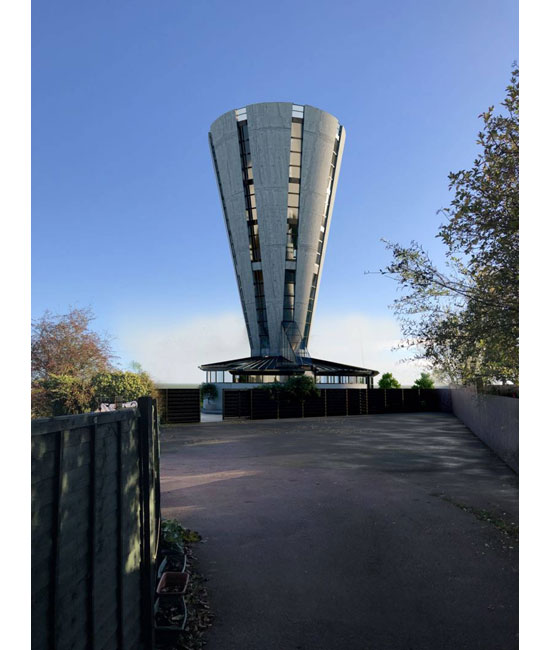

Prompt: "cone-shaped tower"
[209,102,345,359]
[202,102,377,387]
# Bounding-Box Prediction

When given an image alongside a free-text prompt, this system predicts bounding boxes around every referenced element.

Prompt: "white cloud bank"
[120,311,428,386]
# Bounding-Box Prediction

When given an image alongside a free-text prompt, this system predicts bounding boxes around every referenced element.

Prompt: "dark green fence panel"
[250,390,278,420]
[279,398,303,419]
[223,389,251,419]
[366,389,385,413]
[222,388,446,420]
[31,397,160,650]
[161,389,200,424]
[304,392,326,417]
[326,389,347,416]
[385,389,405,412]
[347,389,368,415]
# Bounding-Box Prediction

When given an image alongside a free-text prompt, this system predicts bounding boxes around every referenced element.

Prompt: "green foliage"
[256,376,320,402]
[91,371,156,406]
[200,382,218,401]
[161,518,202,545]
[32,370,156,418]
[33,374,94,417]
[382,66,518,385]
[280,375,320,402]
[256,381,285,399]
[377,372,401,389]
[31,307,115,380]
[413,372,435,389]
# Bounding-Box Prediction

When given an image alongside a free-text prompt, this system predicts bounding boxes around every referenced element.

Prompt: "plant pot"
[157,571,189,596]
[154,597,187,639]
[157,553,187,580]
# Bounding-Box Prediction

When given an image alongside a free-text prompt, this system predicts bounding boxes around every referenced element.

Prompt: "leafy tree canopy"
[378,372,401,389]
[281,375,320,402]
[31,307,156,417]
[413,372,435,389]
[258,375,320,402]
[31,307,115,380]
[381,66,518,386]
[200,382,218,401]
[91,371,156,406]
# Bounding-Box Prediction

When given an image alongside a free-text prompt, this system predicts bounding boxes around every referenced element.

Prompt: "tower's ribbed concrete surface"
[209,102,345,358]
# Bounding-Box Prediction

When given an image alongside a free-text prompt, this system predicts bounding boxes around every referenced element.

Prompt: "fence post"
[138,396,154,649]
[49,429,65,650]
[88,421,97,650]
[116,419,125,650]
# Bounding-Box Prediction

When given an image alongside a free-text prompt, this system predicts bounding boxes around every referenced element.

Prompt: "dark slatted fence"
[223,388,449,420]
[158,388,200,424]
[32,396,160,650]
[222,390,251,419]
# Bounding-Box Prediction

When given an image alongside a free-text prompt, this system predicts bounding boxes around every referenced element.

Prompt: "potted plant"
[156,571,189,596]
[157,553,187,580]
[154,597,187,639]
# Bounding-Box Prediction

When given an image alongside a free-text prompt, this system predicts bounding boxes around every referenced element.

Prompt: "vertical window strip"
[210,133,252,347]
[237,120,261,263]
[282,269,296,324]
[287,106,304,263]
[236,111,270,353]
[253,270,270,355]
[302,124,342,349]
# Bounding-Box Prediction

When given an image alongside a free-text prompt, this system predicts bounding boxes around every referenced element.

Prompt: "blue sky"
[32,0,518,384]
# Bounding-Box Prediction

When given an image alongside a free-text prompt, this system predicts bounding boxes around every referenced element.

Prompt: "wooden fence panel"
[326,389,348,416]
[223,390,251,419]
[31,399,160,650]
[221,388,447,420]
[366,389,385,413]
[250,390,278,420]
[303,391,326,418]
[163,389,200,424]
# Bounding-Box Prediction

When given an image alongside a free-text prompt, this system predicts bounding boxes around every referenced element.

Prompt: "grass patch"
[435,494,518,541]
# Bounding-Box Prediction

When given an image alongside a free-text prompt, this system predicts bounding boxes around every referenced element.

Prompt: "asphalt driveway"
[160,412,518,650]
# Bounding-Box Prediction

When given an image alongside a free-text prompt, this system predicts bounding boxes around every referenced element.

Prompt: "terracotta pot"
[157,571,189,596]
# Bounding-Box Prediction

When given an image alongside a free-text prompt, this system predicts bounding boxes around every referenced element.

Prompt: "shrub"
[280,375,320,402]
[200,382,218,402]
[32,374,95,417]
[90,371,156,407]
[413,372,435,389]
[377,373,401,389]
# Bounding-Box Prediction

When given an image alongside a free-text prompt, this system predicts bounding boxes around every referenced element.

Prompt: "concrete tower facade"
[209,102,345,360]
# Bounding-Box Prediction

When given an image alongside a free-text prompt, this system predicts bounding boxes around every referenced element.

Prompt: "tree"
[91,371,156,407]
[413,372,435,389]
[32,307,115,380]
[258,375,320,402]
[32,374,93,416]
[378,373,401,389]
[281,375,320,402]
[31,307,156,417]
[200,382,218,402]
[382,66,518,385]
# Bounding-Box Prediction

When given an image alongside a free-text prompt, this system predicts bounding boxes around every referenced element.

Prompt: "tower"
[202,102,377,387]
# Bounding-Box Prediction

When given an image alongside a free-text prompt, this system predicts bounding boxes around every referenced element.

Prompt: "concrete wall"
[451,388,519,472]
